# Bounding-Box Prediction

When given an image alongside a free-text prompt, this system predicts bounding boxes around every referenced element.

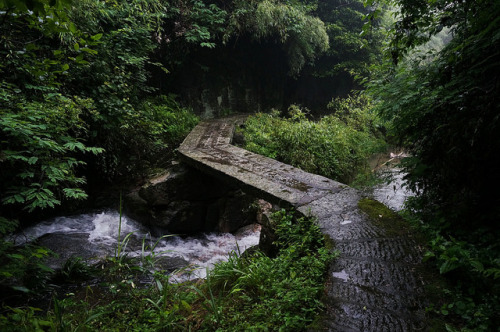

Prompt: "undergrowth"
[400,197,500,331]
[0,210,335,331]
[240,95,386,184]
[203,210,336,331]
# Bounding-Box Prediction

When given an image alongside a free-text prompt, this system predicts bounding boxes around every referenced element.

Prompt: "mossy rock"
[357,198,411,237]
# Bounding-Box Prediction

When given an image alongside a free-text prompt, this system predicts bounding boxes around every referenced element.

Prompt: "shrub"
[242,101,386,183]
[205,210,336,331]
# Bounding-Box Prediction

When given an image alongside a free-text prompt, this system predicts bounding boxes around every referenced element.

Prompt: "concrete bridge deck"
[178,115,430,331]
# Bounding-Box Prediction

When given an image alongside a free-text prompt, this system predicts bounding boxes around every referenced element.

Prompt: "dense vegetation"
[1,0,499,330]
[0,210,333,331]
[367,0,500,330]
[0,0,379,330]
[241,95,386,184]
[0,0,378,220]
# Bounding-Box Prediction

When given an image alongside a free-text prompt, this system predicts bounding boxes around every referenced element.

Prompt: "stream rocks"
[124,164,257,234]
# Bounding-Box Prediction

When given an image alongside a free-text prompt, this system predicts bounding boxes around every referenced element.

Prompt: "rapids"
[14,211,261,281]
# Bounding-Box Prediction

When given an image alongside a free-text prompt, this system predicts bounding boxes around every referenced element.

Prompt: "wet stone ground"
[179,116,433,331]
[300,190,429,331]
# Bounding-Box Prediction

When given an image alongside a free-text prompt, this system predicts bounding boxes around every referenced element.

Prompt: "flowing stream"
[14,211,261,281]
[14,156,412,282]
[367,150,414,211]
[372,168,414,211]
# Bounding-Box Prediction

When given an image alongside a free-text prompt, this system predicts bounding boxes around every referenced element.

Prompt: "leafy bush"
[0,92,103,213]
[402,198,500,331]
[89,95,199,179]
[242,100,386,183]
[0,217,54,297]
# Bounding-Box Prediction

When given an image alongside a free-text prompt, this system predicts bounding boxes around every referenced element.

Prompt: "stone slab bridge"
[179,115,430,331]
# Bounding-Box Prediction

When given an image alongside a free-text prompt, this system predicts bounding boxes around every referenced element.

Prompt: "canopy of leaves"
[224,0,329,75]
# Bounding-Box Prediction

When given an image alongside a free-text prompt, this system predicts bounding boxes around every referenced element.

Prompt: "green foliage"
[309,0,386,80]
[242,101,386,183]
[0,217,54,295]
[0,305,55,332]
[327,93,385,135]
[67,0,164,101]
[55,256,95,283]
[0,3,200,322]
[1,0,200,198]
[0,93,102,212]
[416,226,500,331]
[203,210,335,331]
[0,0,71,15]
[225,0,329,75]
[132,96,200,159]
[59,1,200,180]
[423,233,500,280]
[160,0,227,48]
[175,0,227,48]
[368,0,500,234]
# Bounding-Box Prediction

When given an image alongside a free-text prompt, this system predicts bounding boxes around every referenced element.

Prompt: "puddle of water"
[332,270,350,282]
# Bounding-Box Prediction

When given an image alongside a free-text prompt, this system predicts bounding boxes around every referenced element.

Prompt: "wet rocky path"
[179,116,430,331]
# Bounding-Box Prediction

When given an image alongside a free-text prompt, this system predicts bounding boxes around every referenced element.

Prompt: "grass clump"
[203,210,336,331]
[241,96,386,184]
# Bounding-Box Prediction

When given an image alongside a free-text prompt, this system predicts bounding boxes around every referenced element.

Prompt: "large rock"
[125,164,257,234]
[254,200,279,257]
[217,190,258,233]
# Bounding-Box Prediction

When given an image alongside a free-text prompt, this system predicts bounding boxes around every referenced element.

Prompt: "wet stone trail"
[179,116,430,331]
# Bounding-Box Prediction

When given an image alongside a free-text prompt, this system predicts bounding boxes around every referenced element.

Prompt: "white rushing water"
[15,210,261,280]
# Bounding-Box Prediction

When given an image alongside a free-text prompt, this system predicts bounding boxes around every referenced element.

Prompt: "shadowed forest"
[1,0,499,330]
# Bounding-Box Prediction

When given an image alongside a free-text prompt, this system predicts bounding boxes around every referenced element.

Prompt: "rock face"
[124,164,257,234]
[36,233,103,270]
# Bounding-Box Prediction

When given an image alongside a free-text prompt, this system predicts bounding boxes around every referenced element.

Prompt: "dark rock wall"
[124,164,258,235]
[157,36,354,117]
[160,38,287,118]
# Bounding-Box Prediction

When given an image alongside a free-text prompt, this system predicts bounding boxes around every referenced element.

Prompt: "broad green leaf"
[91,33,103,41]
